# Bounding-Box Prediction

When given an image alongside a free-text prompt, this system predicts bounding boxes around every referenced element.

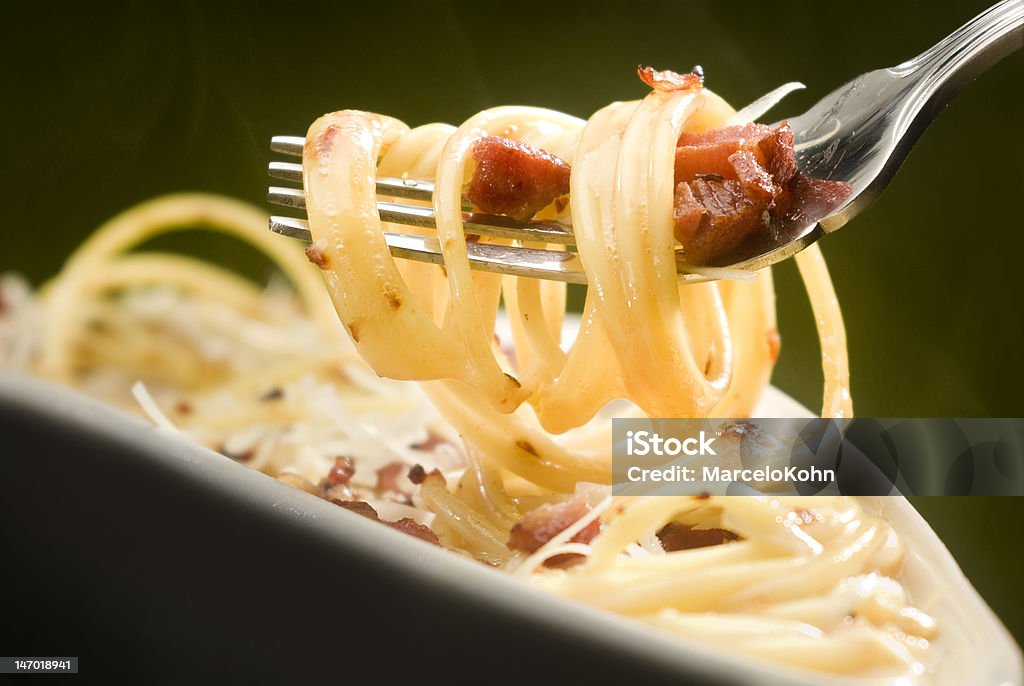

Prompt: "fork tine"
[269,136,447,207]
[270,215,588,284]
[267,185,305,209]
[387,234,586,283]
[268,160,447,205]
[268,161,303,183]
[268,161,430,199]
[270,136,304,156]
[267,185,576,245]
[269,215,312,240]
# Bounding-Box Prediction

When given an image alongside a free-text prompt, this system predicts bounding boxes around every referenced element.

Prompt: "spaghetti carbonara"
[0,68,936,683]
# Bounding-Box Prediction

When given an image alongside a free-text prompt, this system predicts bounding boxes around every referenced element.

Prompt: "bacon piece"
[386,517,441,546]
[304,240,330,270]
[411,431,449,453]
[758,122,798,185]
[407,464,446,486]
[674,124,775,187]
[657,523,738,552]
[691,178,764,233]
[508,495,601,554]
[375,462,414,505]
[675,141,753,182]
[408,464,428,485]
[320,457,355,501]
[376,461,407,494]
[784,175,854,223]
[325,456,355,487]
[677,123,772,147]
[333,499,440,546]
[729,150,777,203]
[336,499,380,520]
[672,182,705,237]
[672,119,851,264]
[467,136,570,222]
[678,177,766,265]
[638,65,704,92]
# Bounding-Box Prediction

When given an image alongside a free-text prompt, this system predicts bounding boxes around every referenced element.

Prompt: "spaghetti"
[0,70,936,682]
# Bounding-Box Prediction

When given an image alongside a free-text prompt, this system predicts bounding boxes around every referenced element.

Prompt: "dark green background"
[3,0,1022,647]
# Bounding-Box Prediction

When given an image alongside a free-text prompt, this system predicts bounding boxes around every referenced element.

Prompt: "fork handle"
[893,1,1023,120]
[816,1,1023,231]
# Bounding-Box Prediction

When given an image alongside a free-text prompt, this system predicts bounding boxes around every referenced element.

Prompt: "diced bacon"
[695,178,749,220]
[410,430,450,453]
[321,457,355,501]
[729,149,777,203]
[674,140,751,181]
[334,499,440,546]
[672,117,851,264]
[386,517,441,546]
[408,464,428,485]
[672,182,705,238]
[680,178,766,265]
[375,461,414,505]
[325,456,355,486]
[657,523,738,552]
[304,240,330,270]
[637,65,704,92]
[508,495,601,554]
[467,136,570,222]
[785,174,854,222]
[677,123,772,147]
[758,122,798,185]
[376,461,407,495]
[336,499,380,520]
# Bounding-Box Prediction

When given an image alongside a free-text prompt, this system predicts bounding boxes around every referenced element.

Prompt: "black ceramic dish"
[1,372,1019,685]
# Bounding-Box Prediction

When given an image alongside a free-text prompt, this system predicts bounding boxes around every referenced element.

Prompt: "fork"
[268,0,1022,284]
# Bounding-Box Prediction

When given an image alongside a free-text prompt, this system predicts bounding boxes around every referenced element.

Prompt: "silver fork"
[268,0,1022,284]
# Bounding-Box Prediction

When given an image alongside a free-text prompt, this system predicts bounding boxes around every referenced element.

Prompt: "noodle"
[0,74,937,683]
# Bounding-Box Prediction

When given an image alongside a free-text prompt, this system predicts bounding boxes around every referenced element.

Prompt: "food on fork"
[467,136,571,222]
[460,68,850,266]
